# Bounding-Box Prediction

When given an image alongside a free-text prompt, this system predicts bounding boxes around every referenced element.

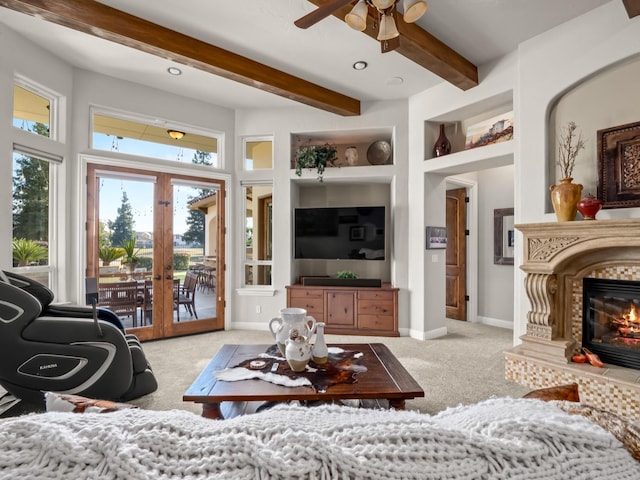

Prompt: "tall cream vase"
[550,177,583,221]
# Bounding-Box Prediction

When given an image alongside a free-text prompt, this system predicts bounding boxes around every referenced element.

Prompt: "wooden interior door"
[445,188,467,320]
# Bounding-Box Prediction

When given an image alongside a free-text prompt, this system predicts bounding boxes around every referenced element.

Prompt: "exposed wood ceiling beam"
[308,0,478,91]
[0,0,361,116]
[622,0,640,18]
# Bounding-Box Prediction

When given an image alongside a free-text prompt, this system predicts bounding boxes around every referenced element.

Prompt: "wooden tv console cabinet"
[286,283,399,336]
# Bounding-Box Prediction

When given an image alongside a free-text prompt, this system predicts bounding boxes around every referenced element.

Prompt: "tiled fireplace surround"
[505,219,640,421]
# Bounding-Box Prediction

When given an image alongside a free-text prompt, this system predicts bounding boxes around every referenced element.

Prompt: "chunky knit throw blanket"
[1,397,639,479]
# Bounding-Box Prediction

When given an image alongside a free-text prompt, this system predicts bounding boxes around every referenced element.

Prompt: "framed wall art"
[425,226,447,250]
[494,208,514,265]
[349,226,365,241]
[597,121,640,209]
[464,111,514,150]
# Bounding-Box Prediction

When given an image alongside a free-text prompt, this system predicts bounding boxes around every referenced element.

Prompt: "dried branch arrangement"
[557,121,586,179]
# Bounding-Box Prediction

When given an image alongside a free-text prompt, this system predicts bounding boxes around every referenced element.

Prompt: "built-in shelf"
[291,128,395,171]
[290,164,396,183]
[423,140,514,175]
[423,91,514,167]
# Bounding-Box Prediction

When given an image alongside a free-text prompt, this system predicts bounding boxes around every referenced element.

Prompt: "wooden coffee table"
[183,343,424,419]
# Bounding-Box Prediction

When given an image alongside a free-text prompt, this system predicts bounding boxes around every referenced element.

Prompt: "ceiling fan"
[294,0,428,53]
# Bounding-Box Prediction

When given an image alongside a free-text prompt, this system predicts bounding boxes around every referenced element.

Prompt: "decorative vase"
[311,322,328,364]
[345,146,359,166]
[550,177,583,222]
[433,124,451,157]
[285,330,311,372]
[577,193,602,220]
[269,307,316,355]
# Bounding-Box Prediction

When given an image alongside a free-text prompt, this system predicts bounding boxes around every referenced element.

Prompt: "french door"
[86,163,225,341]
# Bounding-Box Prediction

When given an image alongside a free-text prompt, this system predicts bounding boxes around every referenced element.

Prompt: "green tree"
[12,123,50,242]
[109,191,135,247]
[182,151,212,246]
[98,221,111,248]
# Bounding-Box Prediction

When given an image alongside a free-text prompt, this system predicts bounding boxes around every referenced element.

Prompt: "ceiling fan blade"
[294,0,355,29]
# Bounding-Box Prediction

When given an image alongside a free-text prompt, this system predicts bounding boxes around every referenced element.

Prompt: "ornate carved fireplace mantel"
[517,219,640,362]
[506,219,640,420]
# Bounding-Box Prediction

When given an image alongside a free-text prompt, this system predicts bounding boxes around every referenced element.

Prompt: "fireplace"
[583,278,640,370]
[505,219,640,422]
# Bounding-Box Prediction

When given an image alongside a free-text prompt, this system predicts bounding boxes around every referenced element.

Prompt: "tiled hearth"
[504,219,640,421]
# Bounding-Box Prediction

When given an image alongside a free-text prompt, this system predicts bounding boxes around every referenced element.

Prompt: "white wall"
[233,102,410,332]
[477,165,514,327]
[5,0,638,343]
[69,70,236,302]
[408,52,517,339]
[549,56,640,204]
[514,0,640,341]
[1,23,237,309]
[0,25,73,298]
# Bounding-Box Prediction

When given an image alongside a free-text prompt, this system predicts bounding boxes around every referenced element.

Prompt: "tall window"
[92,112,221,167]
[11,80,60,287]
[243,184,273,286]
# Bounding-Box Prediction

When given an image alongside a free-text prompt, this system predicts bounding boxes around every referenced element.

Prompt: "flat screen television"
[294,206,386,260]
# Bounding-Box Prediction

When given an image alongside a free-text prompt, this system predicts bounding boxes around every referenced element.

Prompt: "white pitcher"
[269,307,316,355]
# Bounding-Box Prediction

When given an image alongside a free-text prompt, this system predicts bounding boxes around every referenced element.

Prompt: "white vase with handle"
[269,307,316,355]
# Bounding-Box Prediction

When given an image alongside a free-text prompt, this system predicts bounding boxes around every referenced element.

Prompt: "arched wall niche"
[546,53,640,213]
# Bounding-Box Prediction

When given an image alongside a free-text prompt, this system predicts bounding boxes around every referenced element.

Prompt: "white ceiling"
[0,0,612,112]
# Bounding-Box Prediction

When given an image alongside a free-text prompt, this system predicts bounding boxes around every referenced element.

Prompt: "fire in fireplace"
[582,278,640,370]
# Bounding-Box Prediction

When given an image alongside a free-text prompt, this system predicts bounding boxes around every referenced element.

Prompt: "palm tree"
[12,238,47,267]
[99,246,125,266]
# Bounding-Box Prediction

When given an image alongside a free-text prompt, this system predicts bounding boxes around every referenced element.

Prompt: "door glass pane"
[97,175,154,330]
[172,180,219,323]
[244,138,273,170]
[12,151,51,285]
[13,85,51,138]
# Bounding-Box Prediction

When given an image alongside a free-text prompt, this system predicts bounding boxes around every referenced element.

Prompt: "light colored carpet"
[131,319,530,415]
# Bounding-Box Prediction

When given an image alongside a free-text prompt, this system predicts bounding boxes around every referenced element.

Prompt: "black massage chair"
[0,270,157,405]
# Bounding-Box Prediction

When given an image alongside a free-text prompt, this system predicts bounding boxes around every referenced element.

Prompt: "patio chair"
[140,280,153,326]
[174,272,198,321]
[98,281,139,327]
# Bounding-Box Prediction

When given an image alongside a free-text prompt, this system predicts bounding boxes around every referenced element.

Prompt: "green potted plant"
[336,270,358,279]
[120,238,140,272]
[295,143,337,182]
[12,238,47,267]
[99,246,125,266]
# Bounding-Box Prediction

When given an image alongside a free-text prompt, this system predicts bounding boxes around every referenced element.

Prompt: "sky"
[94,134,216,235]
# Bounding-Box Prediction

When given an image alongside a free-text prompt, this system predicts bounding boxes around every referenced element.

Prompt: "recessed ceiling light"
[352,61,368,71]
[167,67,182,76]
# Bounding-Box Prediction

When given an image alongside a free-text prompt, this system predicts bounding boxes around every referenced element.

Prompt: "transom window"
[92,112,221,167]
[12,83,52,138]
[244,137,273,170]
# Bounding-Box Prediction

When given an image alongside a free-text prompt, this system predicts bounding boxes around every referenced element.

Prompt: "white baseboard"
[409,326,448,340]
[477,316,514,330]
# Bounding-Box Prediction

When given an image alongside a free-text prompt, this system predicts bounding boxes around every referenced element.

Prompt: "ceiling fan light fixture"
[372,0,395,10]
[377,12,400,41]
[345,0,368,31]
[403,0,427,23]
[167,129,185,140]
